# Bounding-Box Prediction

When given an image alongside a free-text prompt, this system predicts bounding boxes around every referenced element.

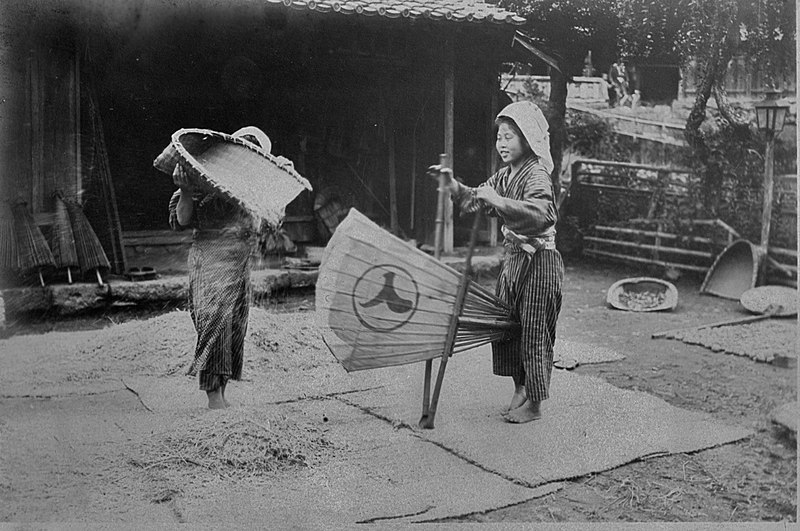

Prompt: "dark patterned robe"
[169,190,255,391]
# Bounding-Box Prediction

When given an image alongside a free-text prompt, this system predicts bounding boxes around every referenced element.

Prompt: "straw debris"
[130,408,337,480]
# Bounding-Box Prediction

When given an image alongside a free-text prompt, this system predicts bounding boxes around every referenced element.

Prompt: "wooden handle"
[433,153,449,260]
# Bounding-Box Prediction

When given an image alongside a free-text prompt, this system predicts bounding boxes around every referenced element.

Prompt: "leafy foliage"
[616,0,683,63]
[501,0,620,75]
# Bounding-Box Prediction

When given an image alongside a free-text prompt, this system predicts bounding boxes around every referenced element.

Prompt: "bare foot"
[221,384,230,408]
[206,389,226,410]
[508,385,527,412]
[503,401,541,424]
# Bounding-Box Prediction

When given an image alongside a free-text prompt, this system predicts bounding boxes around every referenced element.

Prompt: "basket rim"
[170,127,309,189]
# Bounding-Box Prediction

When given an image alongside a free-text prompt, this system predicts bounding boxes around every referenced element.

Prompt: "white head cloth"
[496,101,554,175]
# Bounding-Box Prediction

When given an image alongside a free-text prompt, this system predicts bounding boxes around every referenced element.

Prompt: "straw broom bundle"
[11,201,55,287]
[0,201,18,277]
[49,194,79,284]
[63,198,110,286]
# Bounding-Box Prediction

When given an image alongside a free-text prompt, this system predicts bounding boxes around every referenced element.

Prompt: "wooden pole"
[421,152,450,425]
[443,39,454,253]
[74,46,82,201]
[758,135,775,285]
[420,209,483,429]
[488,82,498,247]
[388,107,398,234]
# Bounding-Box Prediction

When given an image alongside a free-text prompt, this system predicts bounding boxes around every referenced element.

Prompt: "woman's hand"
[474,185,502,208]
[426,164,459,195]
[172,164,194,192]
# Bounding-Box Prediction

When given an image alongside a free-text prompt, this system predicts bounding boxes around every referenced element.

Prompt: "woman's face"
[496,121,527,165]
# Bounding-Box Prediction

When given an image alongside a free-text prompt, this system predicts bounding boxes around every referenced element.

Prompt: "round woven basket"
[153,128,311,228]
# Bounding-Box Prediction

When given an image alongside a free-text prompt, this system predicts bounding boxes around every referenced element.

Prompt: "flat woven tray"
[739,285,798,317]
[154,128,311,228]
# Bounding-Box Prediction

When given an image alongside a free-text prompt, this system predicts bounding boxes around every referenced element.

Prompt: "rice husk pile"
[67,311,196,378]
[245,308,334,373]
[2,306,333,391]
[129,406,338,481]
[618,289,667,311]
[666,318,797,364]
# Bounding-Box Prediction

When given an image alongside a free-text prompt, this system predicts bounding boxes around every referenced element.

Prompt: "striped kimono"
[454,154,564,402]
[169,191,255,391]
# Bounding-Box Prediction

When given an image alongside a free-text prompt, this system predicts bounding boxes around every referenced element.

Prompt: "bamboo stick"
[421,153,450,428]
[419,210,482,429]
[769,247,798,259]
[584,236,713,258]
[572,157,692,173]
[594,225,715,244]
[652,307,781,339]
[583,249,708,272]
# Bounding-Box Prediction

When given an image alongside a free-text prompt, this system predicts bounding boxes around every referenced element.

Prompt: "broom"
[11,201,55,287]
[49,194,79,284]
[64,198,110,286]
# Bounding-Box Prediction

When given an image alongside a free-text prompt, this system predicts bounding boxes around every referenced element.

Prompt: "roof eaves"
[268,0,526,26]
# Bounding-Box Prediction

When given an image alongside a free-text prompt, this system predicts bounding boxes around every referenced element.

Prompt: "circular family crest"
[352,265,420,332]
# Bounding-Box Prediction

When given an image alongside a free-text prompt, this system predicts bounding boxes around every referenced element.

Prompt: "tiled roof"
[265,0,526,26]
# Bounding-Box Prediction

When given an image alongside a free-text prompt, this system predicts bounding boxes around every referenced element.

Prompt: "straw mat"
[663,317,797,365]
[554,338,626,367]
[154,128,311,228]
[345,348,751,488]
[102,384,559,524]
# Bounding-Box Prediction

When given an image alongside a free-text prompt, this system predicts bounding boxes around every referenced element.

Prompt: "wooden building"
[0,0,527,275]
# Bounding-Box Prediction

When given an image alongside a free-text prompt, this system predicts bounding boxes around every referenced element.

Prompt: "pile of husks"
[618,290,667,311]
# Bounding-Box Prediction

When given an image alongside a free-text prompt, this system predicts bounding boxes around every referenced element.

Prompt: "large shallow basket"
[606,277,678,312]
[153,128,311,228]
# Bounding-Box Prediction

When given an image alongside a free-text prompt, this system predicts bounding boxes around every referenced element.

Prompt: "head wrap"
[496,101,554,174]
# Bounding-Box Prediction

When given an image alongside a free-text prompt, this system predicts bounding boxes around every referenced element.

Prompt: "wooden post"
[388,107,398,234]
[443,39,454,253]
[74,47,82,201]
[488,80,498,247]
[29,51,43,211]
[759,135,775,284]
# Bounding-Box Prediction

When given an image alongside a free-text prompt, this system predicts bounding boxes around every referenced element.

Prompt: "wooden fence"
[559,158,797,282]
